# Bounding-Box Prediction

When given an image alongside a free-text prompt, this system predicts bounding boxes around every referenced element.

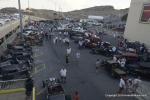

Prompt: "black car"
[91,47,113,57]
[126,62,150,78]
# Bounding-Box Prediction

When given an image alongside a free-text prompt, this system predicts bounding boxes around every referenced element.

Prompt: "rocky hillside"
[0,7,18,14]
[64,6,128,19]
[0,6,128,19]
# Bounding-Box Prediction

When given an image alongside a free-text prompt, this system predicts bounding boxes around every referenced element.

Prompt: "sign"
[141,3,150,23]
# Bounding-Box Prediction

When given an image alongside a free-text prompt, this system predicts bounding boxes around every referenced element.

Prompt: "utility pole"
[28,0,31,23]
[18,0,23,33]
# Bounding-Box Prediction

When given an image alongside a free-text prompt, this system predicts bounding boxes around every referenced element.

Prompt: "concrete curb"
[0,88,25,94]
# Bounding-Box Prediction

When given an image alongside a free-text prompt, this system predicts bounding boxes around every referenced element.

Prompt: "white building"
[88,15,104,20]
[124,0,150,47]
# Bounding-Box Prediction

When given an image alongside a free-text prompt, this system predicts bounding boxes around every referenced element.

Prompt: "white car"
[22,31,33,36]
[0,20,5,26]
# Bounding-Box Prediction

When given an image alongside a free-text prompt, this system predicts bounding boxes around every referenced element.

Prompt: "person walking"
[65,54,69,64]
[78,40,83,49]
[113,55,117,63]
[75,52,80,65]
[67,47,72,56]
[76,52,80,60]
[117,76,126,94]
[53,37,56,44]
[73,91,80,100]
[60,68,67,83]
[95,59,101,73]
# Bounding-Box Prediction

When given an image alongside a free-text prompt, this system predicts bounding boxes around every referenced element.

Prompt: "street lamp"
[18,0,23,33]
[28,0,31,23]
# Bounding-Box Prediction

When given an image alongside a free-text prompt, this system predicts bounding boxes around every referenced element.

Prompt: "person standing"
[53,37,56,44]
[113,33,116,38]
[95,59,101,73]
[66,54,69,64]
[60,68,67,83]
[113,55,117,63]
[73,91,80,100]
[126,79,133,94]
[132,76,141,93]
[25,77,34,100]
[67,47,72,56]
[118,76,126,94]
[76,52,80,60]
[78,40,83,49]
[112,46,117,54]
[75,52,80,65]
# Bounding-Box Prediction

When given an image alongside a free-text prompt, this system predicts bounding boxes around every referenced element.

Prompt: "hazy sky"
[0,0,131,12]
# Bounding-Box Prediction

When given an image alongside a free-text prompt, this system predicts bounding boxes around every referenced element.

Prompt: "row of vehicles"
[0,24,43,80]
[100,41,150,79]
[0,41,33,80]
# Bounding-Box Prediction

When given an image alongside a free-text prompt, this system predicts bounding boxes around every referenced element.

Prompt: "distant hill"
[27,9,57,19]
[0,6,129,19]
[64,6,129,19]
[0,7,18,13]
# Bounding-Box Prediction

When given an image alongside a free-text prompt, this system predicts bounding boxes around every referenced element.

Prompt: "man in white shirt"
[76,52,80,58]
[95,59,101,73]
[53,37,56,44]
[112,46,117,53]
[78,40,83,49]
[118,76,126,94]
[67,47,72,56]
[120,58,126,68]
[113,33,116,38]
[113,55,117,62]
[60,68,67,83]
[75,52,80,64]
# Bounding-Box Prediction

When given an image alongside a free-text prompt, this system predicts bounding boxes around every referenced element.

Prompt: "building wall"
[124,0,150,47]
[0,17,28,55]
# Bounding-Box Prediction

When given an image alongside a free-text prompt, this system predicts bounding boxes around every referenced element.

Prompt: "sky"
[0,0,131,12]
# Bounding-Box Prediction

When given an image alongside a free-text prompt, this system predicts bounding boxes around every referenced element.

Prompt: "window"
[140,3,150,23]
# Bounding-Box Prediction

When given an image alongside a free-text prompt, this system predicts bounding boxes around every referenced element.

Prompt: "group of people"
[118,76,141,94]
[113,55,126,68]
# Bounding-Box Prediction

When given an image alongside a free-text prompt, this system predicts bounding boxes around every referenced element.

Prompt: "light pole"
[18,0,23,33]
[28,0,31,23]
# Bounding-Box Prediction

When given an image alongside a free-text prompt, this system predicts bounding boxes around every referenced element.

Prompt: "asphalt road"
[31,32,138,100]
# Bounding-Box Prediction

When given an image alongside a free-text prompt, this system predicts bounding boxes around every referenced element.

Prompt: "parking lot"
[0,20,150,100]
[31,32,138,100]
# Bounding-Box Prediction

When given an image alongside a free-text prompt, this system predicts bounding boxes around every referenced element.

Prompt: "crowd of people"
[118,75,141,94]
[37,22,147,99]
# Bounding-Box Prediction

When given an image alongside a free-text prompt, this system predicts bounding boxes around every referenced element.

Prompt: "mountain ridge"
[0,6,129,19]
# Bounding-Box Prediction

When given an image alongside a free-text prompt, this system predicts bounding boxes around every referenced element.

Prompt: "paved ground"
[32,33,138,100]
[0,92,26,100]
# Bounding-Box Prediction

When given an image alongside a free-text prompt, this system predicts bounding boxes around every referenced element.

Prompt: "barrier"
[0,78,26,90]
[32,87,36,100]
[0,87,36,100]
[0,88,25,94]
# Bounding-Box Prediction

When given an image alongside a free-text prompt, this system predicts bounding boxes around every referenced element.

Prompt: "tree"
[121,14,128,21]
